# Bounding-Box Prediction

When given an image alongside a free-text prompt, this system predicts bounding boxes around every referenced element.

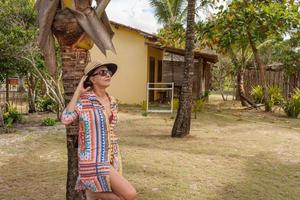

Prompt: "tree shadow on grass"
[214,152,300,200]
[120,125,263,159]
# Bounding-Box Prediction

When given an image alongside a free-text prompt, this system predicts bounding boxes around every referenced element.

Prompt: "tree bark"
[236,66,248,106]
[0,109,4,127]
[27,73,37,113]
[51,1,94,198]
[5,78,9,106]
[247,30,271,111]
[17,75,26,92]
[171,0,196,138]
[52,8,82,200]
[228,47,248,106]
[62,47,89,200]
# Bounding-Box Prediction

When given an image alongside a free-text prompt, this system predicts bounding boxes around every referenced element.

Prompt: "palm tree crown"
[150,0,187,27]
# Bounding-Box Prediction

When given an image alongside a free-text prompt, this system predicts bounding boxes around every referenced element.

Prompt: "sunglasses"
[92,69,112,77]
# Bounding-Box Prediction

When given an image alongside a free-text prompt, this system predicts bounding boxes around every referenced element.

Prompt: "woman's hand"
[75,75,90,96]
[64,75,90,113]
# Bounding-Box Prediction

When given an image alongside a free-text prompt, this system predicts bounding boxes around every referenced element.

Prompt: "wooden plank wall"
[244,69,300,99]
[162,60,210,99]
[0,91,28,113]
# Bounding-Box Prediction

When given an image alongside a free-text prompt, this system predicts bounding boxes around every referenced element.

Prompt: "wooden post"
[204,61,211,101]
[199,59,204,97]
[5,78,9,107]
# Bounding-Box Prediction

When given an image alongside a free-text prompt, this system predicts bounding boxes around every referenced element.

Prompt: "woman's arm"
[61,76,90,125]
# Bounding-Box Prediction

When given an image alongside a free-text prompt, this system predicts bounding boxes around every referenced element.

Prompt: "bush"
[140,100,148,117]
[269,85,284,106]
[173,98,179,110]
[283,88,300,118]
[41,117,57,126]
[193,98,205,119]
[251,85,284,110]
[37,96,57,112]
[250,85,264,104]
[3,105,22,127]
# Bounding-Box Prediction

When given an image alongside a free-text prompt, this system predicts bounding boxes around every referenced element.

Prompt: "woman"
[61,61,137,200]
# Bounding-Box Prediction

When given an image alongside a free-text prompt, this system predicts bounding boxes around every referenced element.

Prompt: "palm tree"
[171,0,196,137]
[150,0,187,27]
[36,0,114,199]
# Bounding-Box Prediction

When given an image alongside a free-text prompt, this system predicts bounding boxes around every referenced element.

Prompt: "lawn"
[0,97,299,200]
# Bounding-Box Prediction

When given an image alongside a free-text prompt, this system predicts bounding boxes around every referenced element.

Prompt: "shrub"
[173,98,179,110]
[251,85,284,110]
[41,117,57,126]
[269,85,284,106]
[141,100,148,117]
[250,85,264,104]
[283,88,300,118]
[193,98,205,119]
[3,105,22,127]
[37,96,57,112]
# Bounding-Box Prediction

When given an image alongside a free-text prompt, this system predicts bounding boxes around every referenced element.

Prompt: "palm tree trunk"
[171,0,196,137]
[61,46,89,200]
[247,30,271,111]
[52,4,90,200]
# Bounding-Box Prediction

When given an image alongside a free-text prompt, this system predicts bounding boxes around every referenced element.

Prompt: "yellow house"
[90,21,162,104]
[90,21,218,104]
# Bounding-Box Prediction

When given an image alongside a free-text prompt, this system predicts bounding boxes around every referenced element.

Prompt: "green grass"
[0,99,299,200]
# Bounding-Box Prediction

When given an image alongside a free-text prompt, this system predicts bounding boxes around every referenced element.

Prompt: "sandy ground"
[0,95,299,200]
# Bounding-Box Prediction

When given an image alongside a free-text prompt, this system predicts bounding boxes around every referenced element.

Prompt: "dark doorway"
[149,57,155,101]
[158,60,162,82]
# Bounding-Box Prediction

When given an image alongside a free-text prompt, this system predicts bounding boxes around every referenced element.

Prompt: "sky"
[104,0,163,34]
[97,0,228,34]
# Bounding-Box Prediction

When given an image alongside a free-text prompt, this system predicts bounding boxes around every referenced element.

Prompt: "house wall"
[162,60,209,99]
[90,26,148,104]
[147,46,164,101]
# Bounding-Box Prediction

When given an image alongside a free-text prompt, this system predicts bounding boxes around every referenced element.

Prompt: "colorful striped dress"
[61,91,122,192]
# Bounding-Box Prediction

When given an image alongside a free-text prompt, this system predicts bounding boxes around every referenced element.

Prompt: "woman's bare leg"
[110,167,137,200]
[85,190,120,200]
[85,167,136,200]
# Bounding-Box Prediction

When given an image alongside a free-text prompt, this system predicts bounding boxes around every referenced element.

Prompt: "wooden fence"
[244,69,300,99]
[0,91,28,113]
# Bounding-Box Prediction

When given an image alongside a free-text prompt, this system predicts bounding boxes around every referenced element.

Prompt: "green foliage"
[283,89,300,118]
[250,85,264,104]
[193,98,205,119]
[204,0,300,106]
[272,40,300,75]
[268,85,284,106]
[157,23,186,48]
[150,0,187,26]
[3,105,22,127]
[141,101,148,117]
[0,0,37,80]
[211,57,234,101]
[251,85,284,109]
[37,96,58,112]
[41,117,57,126]
[194,99,205,112]
[141,101,147,112]
[172,98,179,110]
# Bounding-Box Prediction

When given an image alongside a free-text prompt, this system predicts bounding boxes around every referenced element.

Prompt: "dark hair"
[83,69,96,89]
[83,78,93,89]
[83,66,110,89]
